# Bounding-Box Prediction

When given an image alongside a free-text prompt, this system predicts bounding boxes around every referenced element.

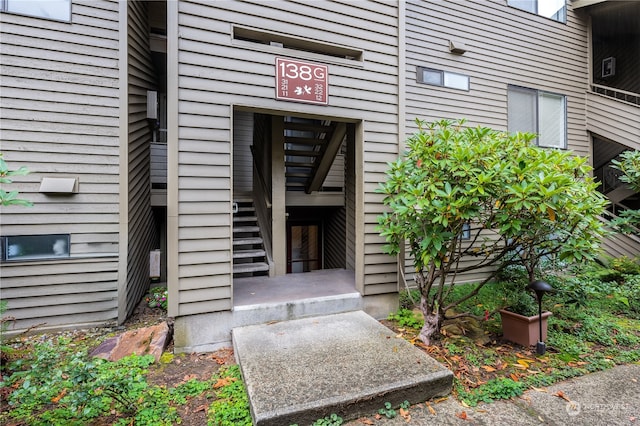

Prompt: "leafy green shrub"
[0,153,32,207]
[611,150,640,233]
[377,119,607,344]
[610,256,640,275]
[501,281,539,316]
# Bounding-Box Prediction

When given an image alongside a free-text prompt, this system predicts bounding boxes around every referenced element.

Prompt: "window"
[508,85,566,149]
[1,0,71,21]
[417,67,470,91]
[507,0,566,23]
[1,234,70,261]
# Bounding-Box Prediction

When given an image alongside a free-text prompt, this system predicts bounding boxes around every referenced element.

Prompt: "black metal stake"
[536,295,545,355]
[526,280,553,356]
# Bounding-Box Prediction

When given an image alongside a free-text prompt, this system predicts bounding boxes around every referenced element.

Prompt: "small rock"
[90,322,171,362]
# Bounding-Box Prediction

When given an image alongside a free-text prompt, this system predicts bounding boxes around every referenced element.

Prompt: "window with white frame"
[417,67,470,91]
[508,85,566,149]
[507,0,566,23]
[1,0,71,21]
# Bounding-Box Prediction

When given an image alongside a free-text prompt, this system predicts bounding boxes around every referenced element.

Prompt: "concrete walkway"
[232,311,453,426]
[345,363,640,425]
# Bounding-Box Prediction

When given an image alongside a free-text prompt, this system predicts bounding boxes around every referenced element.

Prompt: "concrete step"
[233,249,266,259]
[233,262,269,274]
[233,311,453,426]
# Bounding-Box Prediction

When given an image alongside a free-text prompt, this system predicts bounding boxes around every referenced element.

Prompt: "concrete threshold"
[233,310,453,426]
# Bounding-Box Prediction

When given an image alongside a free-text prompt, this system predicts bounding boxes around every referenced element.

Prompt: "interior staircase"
[283,118,346,193]
[233,197,269,277]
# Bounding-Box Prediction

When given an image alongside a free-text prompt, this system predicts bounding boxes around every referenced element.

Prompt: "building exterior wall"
[405,0,589,154]
[0,0,122,332]
[124,0,157,322]
[2,0,636,350]
[170,0,401,351]
[402,0,591,286]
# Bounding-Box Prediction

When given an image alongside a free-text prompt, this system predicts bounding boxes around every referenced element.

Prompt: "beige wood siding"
[0,258,119,332]
[0,1,121,331]
[600,219,640,260]
[124,0,157,321]
[405,0,589,153]
[172,0,400,316]
[403,0,590,285]
[587,92,640,150]
[233,111,254,194]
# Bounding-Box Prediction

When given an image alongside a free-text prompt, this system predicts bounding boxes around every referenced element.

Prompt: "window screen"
[508,85,566,149]
[508,86,537,135]
[538,92,565,148]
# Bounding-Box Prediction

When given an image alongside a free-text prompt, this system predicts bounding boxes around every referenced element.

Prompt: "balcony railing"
[586,86,640,151]
[591,84,640,106]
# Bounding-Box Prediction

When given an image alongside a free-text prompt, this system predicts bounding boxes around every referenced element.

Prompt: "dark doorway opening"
[287,222,321,273]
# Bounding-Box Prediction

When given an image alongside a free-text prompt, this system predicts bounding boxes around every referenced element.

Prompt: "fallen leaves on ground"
[213,376,237,389]
[554,390,571,402]
[399,407,411,422]
[456,410,468,420]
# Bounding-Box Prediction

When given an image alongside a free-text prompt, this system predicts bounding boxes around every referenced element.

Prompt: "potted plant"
[499,282,552,348]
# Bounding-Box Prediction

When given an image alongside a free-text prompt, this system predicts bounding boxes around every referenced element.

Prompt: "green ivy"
[387,308,424,330]
[208,365,252,426]
[0,342,181,425]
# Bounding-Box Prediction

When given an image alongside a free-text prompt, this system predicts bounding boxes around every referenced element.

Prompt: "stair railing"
[250,145,274,272]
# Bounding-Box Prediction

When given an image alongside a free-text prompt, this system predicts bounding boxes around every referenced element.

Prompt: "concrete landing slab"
[232,310,453,426]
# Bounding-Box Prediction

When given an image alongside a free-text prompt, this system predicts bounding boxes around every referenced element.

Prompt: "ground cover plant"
[377,119,607,344]
[1,258,639,424]
[384,259,640,407]
[0,301,245,426]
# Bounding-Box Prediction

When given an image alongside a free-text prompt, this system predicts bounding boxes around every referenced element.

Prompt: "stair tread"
[285,162,314,168]
[233,249,266,259]
[233,262,270,274]
[233,216,258,222]
[285,150,321,157]
[234,237,263,245]
[236,206,255,212]
[234,226,260,233]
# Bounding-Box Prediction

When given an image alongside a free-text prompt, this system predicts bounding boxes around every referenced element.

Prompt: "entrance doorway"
[287,222,321,273]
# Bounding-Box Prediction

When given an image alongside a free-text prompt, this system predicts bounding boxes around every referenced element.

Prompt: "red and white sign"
[275,57,328,105]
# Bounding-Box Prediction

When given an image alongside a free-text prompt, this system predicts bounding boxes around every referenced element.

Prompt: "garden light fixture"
[526,280,554,355]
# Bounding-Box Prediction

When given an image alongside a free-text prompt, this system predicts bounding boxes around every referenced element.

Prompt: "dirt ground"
[1,299,235,426]
[109,300,237,425]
